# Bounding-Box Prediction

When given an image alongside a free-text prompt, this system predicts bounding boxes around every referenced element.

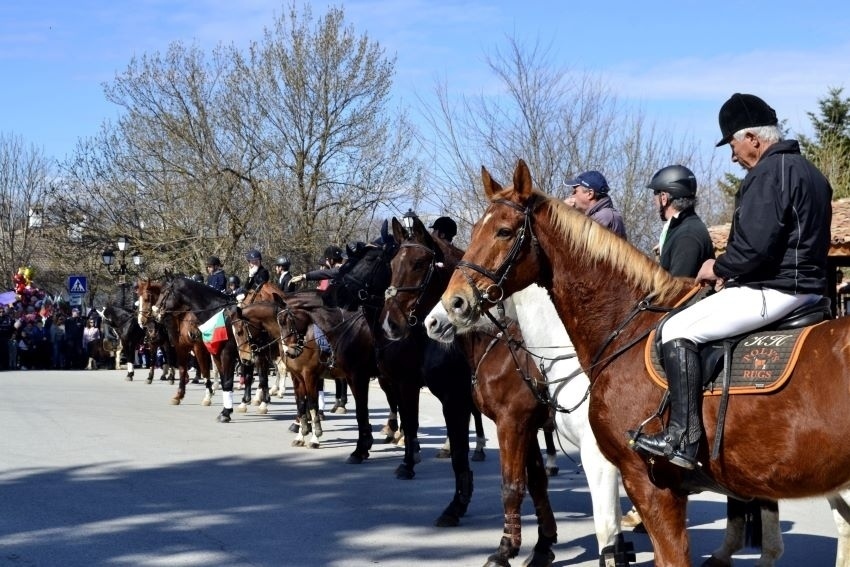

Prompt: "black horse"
[372,216,482,527]
[139,276,239,420]
[100,304,175,383]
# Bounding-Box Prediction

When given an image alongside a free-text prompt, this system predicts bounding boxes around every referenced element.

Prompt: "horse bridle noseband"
[456,197,539,305]
[383,242,439,327]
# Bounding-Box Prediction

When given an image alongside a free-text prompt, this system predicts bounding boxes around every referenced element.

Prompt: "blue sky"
[2,1,850,164]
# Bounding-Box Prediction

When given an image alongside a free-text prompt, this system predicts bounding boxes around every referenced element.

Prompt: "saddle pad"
[645,326,815,395]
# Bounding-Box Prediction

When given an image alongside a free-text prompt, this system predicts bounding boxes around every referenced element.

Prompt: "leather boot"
[632,338,702,469]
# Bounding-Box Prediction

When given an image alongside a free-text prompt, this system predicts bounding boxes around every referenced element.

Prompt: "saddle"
[645,294,831,395]
[644,290,831,466]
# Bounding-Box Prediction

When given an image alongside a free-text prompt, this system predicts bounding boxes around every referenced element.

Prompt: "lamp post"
[101,235,143,307]
[402,208,418,231]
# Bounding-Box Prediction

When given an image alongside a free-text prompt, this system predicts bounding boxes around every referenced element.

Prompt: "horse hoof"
[269,387,279,396]
[235,404,248,413]
[333,406,347,414]
[523,548,554,567]
[291,439,305,447]
[288,422,300,433]
[257,403,268,415]
[217,413,231,423]
[146,379,153,384]
[394,464,415,480]
[545,466,559,477]
[125,375,133,382]
[346,452,368,464]
[251,399,260,406]
[201,398,212,407]
[435,448,451,459]
[483,553,512,567]
[700,557,732,567]
[434,513,460,528]
[308,441,320,449]
[472,448,486,462]
[170,398,181,405]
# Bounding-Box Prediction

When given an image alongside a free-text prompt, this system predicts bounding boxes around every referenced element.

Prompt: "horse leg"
[345,375,373,465]
[394,379,421,479]
[701,499,782,567]
[216,354,235,423]
[829,490,850,567]
[542,419,559,476]
[172,365,188,405]
[471,407,487,462]
[377,374,399,443]
[434,403,473,527]
[331,377,348,414]
[484,420,531,565]
[275,361,288,398]
[146,364,154,384]
[521,436,558,567]
[580,433,628,560]
[292,395,308,447]
[237,363,253,413]
[307,391,323,449]
[623,471,690,567]
[255,359,270,414]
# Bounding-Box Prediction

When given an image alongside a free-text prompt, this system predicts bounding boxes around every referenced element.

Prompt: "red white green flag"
[200,309,228,355]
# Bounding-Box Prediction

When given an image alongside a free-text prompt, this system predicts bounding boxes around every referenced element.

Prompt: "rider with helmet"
[274,256,296,292]
[429,216,458,243]
[647,165,714,278]
[291,245,345,291]
[226,275,245,297]
[244,249,270,292]
[205,256,227,292]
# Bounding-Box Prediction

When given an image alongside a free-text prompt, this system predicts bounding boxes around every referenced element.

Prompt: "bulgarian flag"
[200,309,228,355]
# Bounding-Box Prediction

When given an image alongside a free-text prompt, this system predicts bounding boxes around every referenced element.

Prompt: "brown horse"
[439,159,850,566]
[229,294,343,448]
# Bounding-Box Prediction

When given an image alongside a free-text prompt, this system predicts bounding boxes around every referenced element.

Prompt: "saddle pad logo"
[645,326,814,395]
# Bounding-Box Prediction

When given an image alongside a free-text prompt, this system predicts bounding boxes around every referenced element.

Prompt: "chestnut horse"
[440,159,850,566]
[425,284,632,565]
[428,303,558,566]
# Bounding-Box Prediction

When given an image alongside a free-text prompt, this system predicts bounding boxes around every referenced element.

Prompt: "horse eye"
[496,228,512,238]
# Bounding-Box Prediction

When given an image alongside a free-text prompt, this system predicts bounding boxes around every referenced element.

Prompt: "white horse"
[426,284,784,567]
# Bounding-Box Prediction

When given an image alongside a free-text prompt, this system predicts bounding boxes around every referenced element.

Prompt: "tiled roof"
[709,198,850,256]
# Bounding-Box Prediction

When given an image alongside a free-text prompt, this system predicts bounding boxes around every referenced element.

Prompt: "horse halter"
[276,306,306,359]
[456,197,538,304]
[342,246,393,306]
[383,242,438,327]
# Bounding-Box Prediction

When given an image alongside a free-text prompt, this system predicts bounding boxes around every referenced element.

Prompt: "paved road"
[0,369,839,566]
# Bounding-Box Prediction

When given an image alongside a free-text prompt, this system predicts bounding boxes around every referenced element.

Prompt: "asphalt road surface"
[0,368,839,566]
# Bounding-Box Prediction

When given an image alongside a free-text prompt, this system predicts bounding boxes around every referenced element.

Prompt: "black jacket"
[660,208,714,278]
[278,271,295,292]
[245,266,270,292]
[714,140,832,294]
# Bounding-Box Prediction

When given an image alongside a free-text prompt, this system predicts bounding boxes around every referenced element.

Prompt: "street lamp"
[402,208,418,231]
[102,235,143,307]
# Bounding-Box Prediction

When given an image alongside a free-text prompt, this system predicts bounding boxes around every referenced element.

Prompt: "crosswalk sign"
[68,275,88,294]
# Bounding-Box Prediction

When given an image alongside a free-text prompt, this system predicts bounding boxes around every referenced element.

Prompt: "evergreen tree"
[799,87,850,199]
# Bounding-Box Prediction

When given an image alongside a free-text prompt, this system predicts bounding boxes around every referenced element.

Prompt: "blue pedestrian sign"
[68,275,88,294]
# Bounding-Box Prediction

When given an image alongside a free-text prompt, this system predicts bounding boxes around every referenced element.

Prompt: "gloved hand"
[291,274,306,284]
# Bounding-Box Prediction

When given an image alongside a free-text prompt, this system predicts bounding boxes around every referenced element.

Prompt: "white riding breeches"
[661,286,821,344]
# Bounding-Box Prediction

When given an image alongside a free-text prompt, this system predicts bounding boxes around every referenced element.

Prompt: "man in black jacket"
[647,164,714,278]
[244,249,270,292]
[632,93,833,469]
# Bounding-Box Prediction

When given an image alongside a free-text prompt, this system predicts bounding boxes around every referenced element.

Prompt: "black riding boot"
[632,338,702,469]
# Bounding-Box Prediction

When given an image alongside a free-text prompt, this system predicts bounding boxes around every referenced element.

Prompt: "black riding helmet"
[324,245,344,263]
[646,165,697,198]
[228,275,241,286]
[275,256,291,268]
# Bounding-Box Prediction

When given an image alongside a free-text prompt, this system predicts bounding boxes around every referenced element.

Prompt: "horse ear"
[412,216,432,245]
[512,158,533,199]
[482,165,503,201]
[391,217,407,242]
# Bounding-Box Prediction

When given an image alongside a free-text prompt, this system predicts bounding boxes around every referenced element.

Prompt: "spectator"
[0,306,13,370]
[50,314,67,369]
[64,308,85,369]
[83,318,101,369]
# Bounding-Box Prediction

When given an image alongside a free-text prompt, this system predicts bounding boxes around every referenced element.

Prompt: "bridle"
[275,305,307,359]
[341,245,393,307]
[456,197,540,305]
[383,242,439,327]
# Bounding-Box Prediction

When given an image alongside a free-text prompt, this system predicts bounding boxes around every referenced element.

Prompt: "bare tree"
[0,133,53,288]
[48,3,420,282]
[417,37,719,253]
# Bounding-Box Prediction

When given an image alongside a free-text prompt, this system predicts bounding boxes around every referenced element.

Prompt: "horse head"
[379,215,457,340]
[329,233,396,311]
[441,160,557,333]
[136,278,163,327]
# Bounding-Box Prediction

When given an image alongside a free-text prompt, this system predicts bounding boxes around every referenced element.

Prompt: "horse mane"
[540,193,688,304]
